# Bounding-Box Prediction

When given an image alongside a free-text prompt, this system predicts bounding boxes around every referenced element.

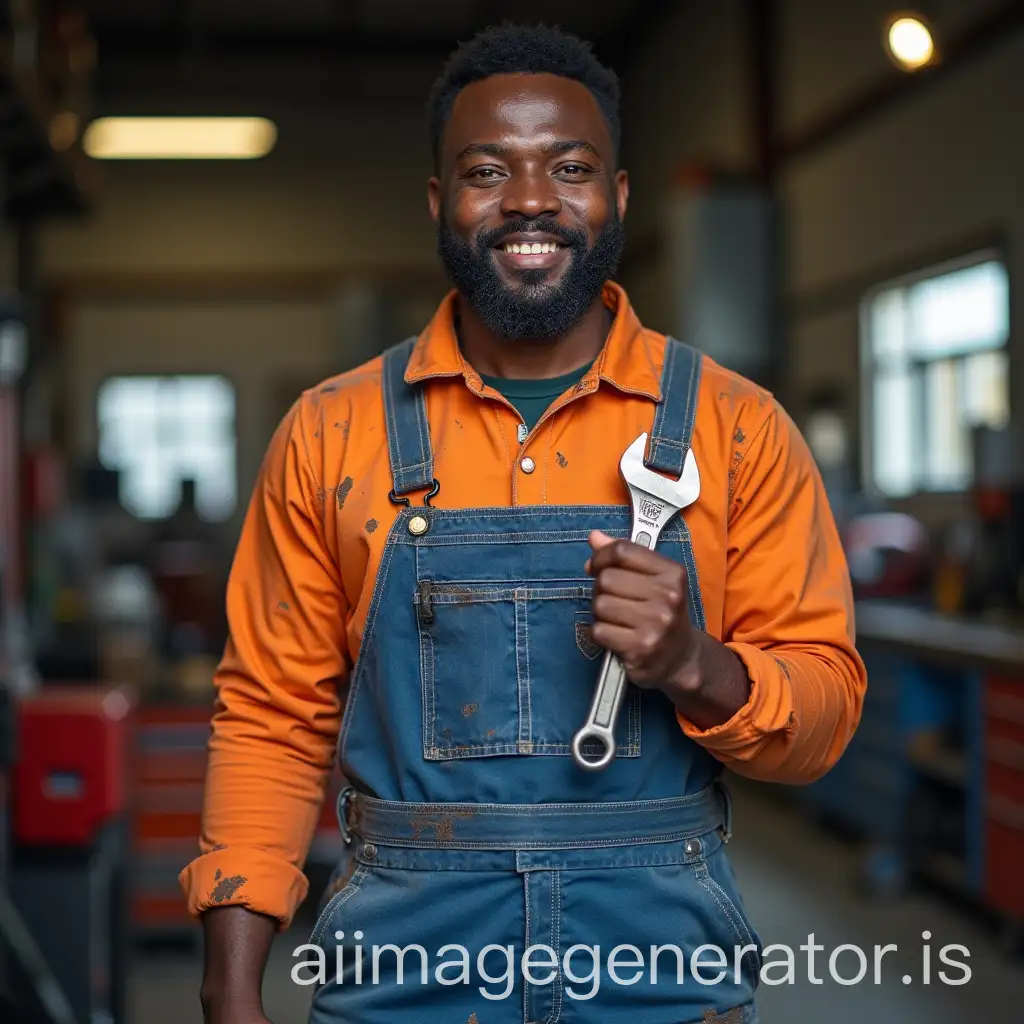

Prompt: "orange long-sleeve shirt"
[179,282,866,929]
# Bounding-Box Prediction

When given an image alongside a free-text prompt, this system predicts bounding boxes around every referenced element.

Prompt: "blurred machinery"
[845,512,930,600]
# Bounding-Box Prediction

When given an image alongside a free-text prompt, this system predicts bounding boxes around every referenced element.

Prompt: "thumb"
[584,529,615,575]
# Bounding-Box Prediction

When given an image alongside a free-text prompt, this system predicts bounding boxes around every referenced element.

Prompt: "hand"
[584,529,700,693]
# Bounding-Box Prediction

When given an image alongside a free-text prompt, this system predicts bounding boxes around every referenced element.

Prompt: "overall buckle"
[337,785,356,845]
[715,780,733,844]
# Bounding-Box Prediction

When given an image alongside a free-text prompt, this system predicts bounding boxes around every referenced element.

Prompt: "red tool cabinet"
[130,703,345,935]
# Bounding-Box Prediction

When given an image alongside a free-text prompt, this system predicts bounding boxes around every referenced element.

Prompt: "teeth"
[504,242,560,254]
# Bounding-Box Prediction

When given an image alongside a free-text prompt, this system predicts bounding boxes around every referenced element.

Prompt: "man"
[182,23,867,1024]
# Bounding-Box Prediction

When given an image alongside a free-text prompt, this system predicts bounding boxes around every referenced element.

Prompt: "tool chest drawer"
[984,677,1024,920]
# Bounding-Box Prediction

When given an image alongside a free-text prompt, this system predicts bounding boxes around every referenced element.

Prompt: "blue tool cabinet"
[794,601,1024,949]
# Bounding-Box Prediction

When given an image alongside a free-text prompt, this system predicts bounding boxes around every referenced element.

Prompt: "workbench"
[798,599,1024,947]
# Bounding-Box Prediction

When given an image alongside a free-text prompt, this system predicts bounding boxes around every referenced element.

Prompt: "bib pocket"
[414,578,641,761]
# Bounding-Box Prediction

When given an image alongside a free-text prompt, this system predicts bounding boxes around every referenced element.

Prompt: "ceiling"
[81,0,665,66]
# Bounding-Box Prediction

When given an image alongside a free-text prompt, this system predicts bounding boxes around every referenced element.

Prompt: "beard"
[437,208,625,342]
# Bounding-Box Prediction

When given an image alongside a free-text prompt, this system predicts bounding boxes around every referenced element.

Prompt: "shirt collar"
[403,281,663,402]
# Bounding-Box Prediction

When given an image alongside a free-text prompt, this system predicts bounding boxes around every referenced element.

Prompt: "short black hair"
[427,22,621,170]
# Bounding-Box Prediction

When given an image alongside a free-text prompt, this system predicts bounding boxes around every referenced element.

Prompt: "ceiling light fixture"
[83,117,278,160]
[884,13,936,71]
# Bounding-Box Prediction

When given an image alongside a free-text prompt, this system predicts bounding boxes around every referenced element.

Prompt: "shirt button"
[520,457,536,474]
[408,515,429,536]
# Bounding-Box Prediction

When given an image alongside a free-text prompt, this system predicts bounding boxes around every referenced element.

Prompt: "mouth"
[492,234,571,271]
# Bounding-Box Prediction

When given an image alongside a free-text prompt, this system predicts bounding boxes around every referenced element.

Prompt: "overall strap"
[381,337,435,497]
[646,336,703,476]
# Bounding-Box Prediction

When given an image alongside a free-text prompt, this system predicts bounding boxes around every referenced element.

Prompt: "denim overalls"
[307,336,763,1024]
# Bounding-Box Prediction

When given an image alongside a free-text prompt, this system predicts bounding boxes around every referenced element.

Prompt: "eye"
[469,167,504,181]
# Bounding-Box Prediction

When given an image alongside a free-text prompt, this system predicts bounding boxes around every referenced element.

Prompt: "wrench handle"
[571,648,628,771]
[572,499,678,772]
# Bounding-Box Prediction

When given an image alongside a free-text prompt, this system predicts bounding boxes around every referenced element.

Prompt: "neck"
[456,295,612,379]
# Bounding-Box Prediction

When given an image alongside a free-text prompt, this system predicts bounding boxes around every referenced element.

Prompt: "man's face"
[428,72,629,342]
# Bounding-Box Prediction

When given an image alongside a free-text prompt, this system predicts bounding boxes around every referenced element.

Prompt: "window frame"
[858,248,1010,499]
[95,371,239,522]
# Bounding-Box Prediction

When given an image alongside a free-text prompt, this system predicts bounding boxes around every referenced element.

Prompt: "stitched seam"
[521,590,533,747]
[728,407,775,508]
[337,519,402,759]
[523,872,533,1024]
[492,402,514,504]
[360,792,718,812]
[515,592,528,749]
[545,872,563,1024]
[541,414,554,505]
[414,385,430,479]
[680,521,708,631]
[627,685,641,755]
[383,350,404,487]
[695,862,758,978]
[310,864,370,948]
[353,827,718,852]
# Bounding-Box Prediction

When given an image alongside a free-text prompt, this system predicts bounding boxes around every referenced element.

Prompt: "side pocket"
[309,863,372,949]
[692,858,763,988]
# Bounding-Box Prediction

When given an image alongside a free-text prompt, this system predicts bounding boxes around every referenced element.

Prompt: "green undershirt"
[480,361,595,436]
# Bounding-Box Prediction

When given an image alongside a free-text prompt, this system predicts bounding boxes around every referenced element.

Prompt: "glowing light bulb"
[886,15,935,71]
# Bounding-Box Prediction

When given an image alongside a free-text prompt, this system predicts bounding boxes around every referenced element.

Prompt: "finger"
[588,537,670,576]
[592,566,653,600]
[588,620,639,656]
[588,529,617,551]
[591,593,647,628]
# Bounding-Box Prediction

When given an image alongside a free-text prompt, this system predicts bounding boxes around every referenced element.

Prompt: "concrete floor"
[130,780,1024,1023]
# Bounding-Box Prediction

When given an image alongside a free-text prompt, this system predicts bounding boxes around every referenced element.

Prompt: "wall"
[616,0,752,331]
[43,59,444,278]
[66,296,338,527]
[38,59,450,531]
[780,3,1024,511]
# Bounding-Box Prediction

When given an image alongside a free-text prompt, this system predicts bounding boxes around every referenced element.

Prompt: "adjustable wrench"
[571,432,701,771]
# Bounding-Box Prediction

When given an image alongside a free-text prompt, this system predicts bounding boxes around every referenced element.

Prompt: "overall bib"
[307,337,763,1024]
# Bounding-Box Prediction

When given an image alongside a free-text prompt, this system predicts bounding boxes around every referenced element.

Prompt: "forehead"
[442,72,612,161]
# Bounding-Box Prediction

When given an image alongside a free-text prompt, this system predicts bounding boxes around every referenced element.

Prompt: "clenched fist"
[584,529,752,730]
[584,529,700,693]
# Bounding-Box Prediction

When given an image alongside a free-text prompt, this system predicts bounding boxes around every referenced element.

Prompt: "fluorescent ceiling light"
[83,117,277,160]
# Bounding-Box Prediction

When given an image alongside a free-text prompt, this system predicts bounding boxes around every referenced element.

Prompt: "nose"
[499,166,562,221]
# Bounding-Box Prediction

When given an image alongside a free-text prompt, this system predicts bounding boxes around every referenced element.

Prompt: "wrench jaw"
[620,432,701,511]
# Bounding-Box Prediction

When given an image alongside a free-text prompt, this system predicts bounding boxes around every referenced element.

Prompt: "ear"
[427,177,442,224]
[613,169,629,222]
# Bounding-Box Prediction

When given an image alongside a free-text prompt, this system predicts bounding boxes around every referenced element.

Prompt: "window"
[97,375,237,521]
[860,255,1010,497]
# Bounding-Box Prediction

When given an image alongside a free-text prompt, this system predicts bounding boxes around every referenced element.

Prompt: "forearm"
[663,631,752,731]
[675,643,866,784]
[201,906,277,1021]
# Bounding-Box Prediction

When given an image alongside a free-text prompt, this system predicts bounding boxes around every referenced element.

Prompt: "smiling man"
[182,23,867,1024]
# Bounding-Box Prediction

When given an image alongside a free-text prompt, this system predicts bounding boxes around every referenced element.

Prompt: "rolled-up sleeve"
[178,394,350,929]
[678,401,867,784]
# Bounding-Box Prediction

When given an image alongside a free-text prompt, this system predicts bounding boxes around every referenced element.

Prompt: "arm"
[178,395,350,1019]
[675,402,867,784]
